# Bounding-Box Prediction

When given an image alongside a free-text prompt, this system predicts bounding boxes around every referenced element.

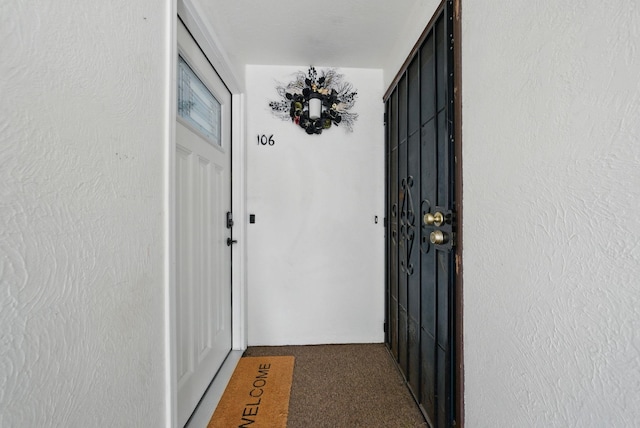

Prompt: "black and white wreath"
[269,66,358,135]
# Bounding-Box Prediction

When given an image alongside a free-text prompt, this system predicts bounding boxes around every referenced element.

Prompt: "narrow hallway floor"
[244,343,428,428]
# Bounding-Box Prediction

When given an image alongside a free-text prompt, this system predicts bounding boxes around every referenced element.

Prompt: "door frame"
[383,0,463,426]
[167,1,248,426]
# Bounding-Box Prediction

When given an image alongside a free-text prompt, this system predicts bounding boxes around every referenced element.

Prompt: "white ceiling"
[196,0,422,69]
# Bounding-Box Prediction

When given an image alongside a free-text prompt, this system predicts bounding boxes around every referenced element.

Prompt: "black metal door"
[385,3,456,427]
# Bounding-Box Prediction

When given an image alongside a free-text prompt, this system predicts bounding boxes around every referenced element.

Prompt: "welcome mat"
[208,356,295,428]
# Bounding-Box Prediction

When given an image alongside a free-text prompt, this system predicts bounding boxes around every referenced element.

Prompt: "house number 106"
[257,134,275,146]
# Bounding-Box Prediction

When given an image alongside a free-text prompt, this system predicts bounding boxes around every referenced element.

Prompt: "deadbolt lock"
[424,211,445,226]
[430,230,448,245]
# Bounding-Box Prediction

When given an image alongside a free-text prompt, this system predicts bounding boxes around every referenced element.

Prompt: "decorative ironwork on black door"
[400,176,416,275]
[384,2,457,427]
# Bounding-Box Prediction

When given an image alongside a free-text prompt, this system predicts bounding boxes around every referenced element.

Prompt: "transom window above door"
[177,55,222,146]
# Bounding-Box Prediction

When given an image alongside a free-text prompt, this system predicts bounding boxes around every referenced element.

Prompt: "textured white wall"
[245,65,385,346]
[462,1,640,426]
[1,1,169,427]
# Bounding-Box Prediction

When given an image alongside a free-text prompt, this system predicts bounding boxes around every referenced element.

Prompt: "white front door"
[176,19,232,426]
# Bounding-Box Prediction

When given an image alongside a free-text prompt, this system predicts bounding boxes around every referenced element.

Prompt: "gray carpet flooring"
[243,343,427,428]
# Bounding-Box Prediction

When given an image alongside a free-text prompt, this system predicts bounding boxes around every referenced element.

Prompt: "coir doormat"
[208,356,295,428]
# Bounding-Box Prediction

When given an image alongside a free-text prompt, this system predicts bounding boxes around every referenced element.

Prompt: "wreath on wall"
[269,66,358,135]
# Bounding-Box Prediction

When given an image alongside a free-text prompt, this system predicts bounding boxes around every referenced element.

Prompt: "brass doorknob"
[424,211,444,226]
[430,230,448,245]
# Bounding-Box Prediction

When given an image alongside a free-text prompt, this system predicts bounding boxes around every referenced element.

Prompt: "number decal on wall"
[257,134,275,146]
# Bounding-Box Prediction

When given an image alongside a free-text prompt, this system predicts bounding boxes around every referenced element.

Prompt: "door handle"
[429,230,449,245]
[423,211,444,226]
[226,237,237,246]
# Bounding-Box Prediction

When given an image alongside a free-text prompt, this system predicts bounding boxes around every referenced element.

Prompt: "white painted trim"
[165,3,178,428]
[177,0,244,93]
[231,92,248,350]
[176,0,248,354]
[171,1,248,425]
